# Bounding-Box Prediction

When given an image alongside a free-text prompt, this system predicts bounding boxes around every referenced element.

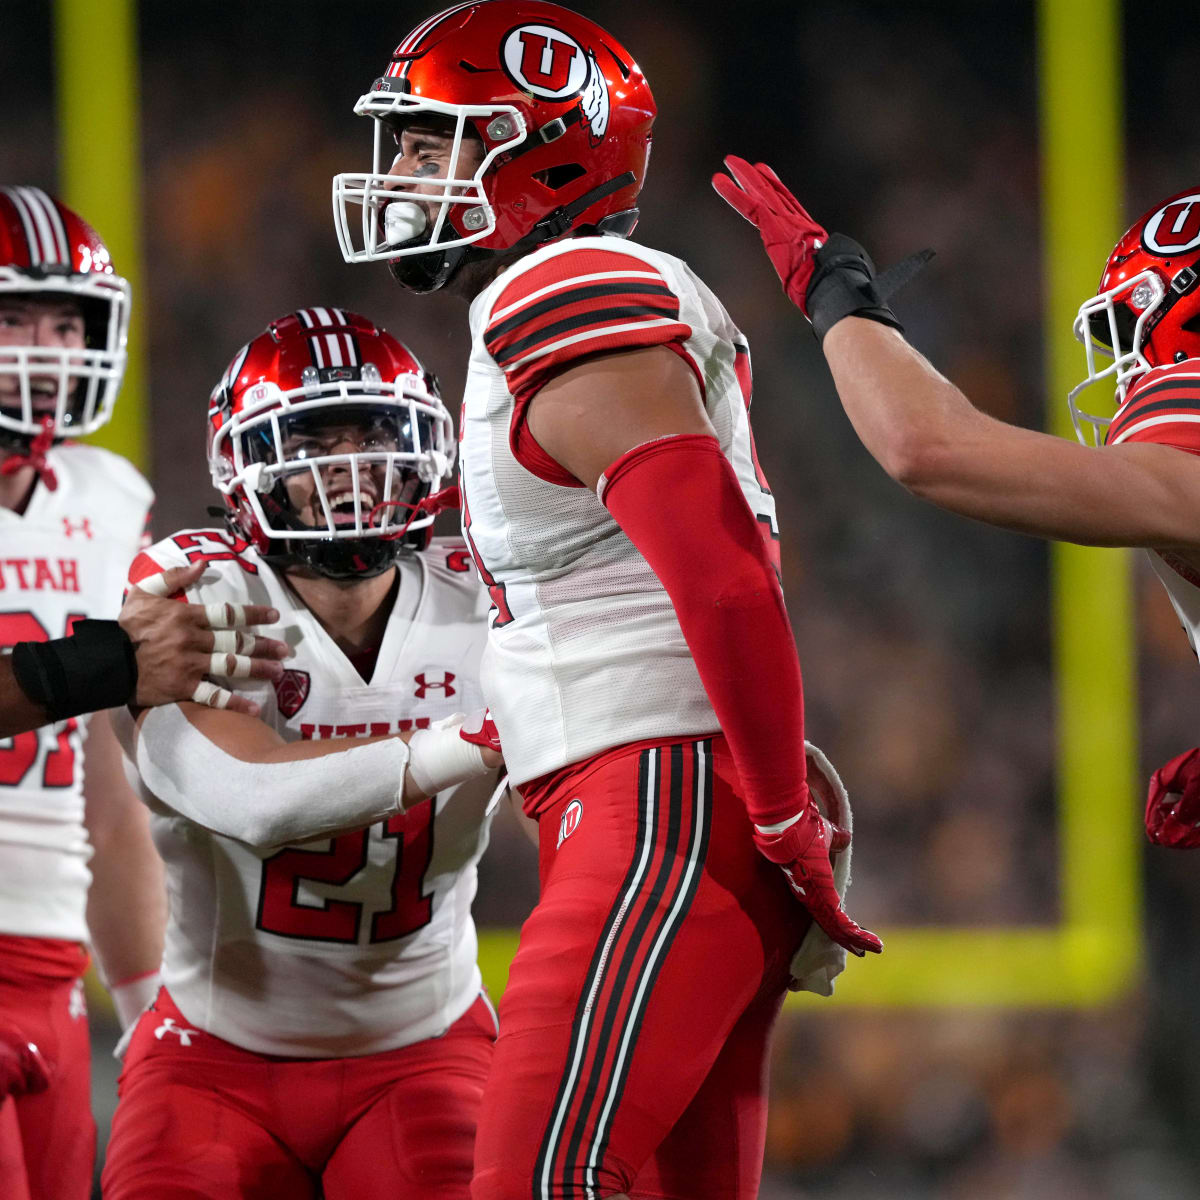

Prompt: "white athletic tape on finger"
[191,680,232,710]
[133,572,171,598]
[204,602,249,630]
[211,631,239,655]
[207,653,253,679]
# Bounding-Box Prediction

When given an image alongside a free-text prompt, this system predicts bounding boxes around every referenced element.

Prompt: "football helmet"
[207,307,454,578]
[1070,188,1200,444]
[0,186,130,443]
[332,0,656,292]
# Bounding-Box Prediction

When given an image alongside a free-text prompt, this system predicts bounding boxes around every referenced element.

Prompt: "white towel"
[788,741,853,997]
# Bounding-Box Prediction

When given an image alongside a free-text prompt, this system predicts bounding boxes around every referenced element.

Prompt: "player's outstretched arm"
[713,155,1200,552]
[527,345,880,956]
[125,700,500,849]
[822,318,1200,550]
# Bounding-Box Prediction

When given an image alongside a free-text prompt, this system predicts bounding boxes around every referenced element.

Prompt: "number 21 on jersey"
[255,799,434,944]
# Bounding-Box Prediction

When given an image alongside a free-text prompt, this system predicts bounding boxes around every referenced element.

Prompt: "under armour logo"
[154,1017,201,1046]
[414,672,456,699]
[62,517,92,539]
[68,979,87,1021]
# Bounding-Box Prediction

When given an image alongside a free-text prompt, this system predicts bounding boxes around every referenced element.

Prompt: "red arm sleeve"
[600,433,808,828]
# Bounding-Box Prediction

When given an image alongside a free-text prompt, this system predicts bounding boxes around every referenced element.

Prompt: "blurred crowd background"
[6,0,1200,1195]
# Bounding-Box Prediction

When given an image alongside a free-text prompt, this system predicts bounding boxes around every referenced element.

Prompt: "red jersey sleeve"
[486,246,694,485]
[1105,364,1200,455]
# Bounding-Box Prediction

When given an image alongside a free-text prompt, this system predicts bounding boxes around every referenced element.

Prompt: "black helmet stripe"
[331,311,362,367]
[295,307,328,369]
[294,307,361,371]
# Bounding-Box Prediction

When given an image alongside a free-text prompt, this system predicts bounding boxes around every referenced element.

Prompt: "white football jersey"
[1150,553,1200,660]
[127,531,493,1057]
[0,443,152,941]
[1102,363,1200,668]
[459,236,778,785]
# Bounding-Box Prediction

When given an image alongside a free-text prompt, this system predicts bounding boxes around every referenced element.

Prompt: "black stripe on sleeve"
[490,304,682,367]
[1110,391,1200,439]
[488,281,677,346]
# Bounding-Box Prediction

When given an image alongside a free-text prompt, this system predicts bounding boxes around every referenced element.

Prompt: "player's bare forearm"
[0,655,49,738]
[823,317,1200,550]
[83,710,167,985]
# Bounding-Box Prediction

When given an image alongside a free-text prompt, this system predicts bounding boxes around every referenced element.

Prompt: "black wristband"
[806,233,934,344]
[11,619,139,722]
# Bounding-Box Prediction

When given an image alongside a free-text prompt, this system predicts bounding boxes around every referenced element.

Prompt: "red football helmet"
[1070,188,1200,443]
[0,186,130,444]
[332,0,656,292]
[207,307,454,578]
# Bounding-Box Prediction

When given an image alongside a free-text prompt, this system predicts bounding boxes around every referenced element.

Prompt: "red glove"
[1146,747,1200,847]
[459,709,501,756]
[0,1021,51,1100]
[711,156,828,314]
[753,808,882,957]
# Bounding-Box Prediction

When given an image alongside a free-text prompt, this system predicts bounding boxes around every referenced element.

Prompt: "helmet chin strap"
[369,481,460,540]
[1,416,58,492]
[388,172,639,294]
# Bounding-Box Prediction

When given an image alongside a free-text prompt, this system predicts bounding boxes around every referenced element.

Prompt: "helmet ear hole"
[533,163,587,191]
[1088,304,1136,351]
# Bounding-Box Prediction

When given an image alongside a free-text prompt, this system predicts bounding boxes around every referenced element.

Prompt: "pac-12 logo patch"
[557,798,583,848]
[500,24,610,143]
[274,669,311,718]
[1143,194,1200,255]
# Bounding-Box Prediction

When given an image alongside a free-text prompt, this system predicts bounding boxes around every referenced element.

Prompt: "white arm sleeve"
[134,703,409,849]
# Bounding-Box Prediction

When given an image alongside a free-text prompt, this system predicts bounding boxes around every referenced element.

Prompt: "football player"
[713,163,1200,848]
[333,5,880,1198]
[0,186,286,1200]
[101,309,504,1200]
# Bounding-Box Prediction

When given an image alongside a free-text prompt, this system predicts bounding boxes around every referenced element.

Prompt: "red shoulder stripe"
[486,249,691,384]
[1108,377,1200,445]
[491,248,668,315]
